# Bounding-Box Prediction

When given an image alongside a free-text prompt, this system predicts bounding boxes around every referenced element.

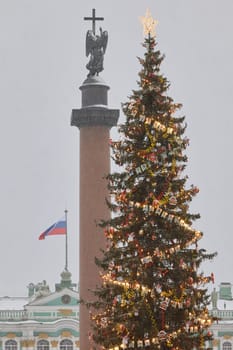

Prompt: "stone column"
[71,76,119,350]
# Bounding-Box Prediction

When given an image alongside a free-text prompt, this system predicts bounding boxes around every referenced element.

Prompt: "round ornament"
[169,196,177,206]
[158,330,167,341]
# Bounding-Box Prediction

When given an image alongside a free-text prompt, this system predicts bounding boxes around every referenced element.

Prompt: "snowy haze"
[0,0,231,296]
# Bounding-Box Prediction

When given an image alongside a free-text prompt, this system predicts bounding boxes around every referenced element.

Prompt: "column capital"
[71,107,119,129]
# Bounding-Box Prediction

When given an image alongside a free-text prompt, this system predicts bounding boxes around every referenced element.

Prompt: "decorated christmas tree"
[90,10,216,350]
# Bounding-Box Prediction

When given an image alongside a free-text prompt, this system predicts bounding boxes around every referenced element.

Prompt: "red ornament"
[108,227,115,236]
[152,199,159,207]
[192,186,199,194]
[148,152,156,161]
[211,272,215,283]
[160,300,169,310]
[188,277,194,285]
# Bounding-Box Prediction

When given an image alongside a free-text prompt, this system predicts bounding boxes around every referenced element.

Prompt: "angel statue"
[86,27,108,77]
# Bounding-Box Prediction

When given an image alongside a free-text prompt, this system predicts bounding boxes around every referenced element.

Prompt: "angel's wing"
[86,30,95,57]
[101,31,108,54]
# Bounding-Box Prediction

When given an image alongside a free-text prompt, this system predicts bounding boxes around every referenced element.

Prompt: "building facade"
[0,270,79,350]
[210,283,233,350]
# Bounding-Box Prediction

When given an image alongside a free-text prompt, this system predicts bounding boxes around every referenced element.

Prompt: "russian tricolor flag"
[39,218,66,240]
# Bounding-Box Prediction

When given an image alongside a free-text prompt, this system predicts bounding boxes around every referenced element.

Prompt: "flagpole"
[65,209,68,270]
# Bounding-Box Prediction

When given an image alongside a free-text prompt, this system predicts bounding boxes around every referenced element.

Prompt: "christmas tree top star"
[140,9,158,37]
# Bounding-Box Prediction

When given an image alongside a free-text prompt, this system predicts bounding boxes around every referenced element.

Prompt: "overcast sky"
[0,0,232,296]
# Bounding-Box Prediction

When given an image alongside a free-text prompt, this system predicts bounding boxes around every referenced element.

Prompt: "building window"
[5,340,17,350]
[60,339,73,350]
[223,342,232,350]
[37,340,49,350]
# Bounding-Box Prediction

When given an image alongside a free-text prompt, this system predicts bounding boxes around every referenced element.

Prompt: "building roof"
[0,297,29,310]
[217,299,233,310]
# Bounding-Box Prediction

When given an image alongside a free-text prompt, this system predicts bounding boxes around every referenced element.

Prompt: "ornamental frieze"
[58,309,73,316]
[61,331,71,338]
[21,340,35,347]
[51,341,58,347]
[6,334,16,339]
[38,334,48,339]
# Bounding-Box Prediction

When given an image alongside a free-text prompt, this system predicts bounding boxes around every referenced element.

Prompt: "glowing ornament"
[141,255,153,264]
[128,341,135,348]
[137,340,143,348]
[122,336,128,349]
